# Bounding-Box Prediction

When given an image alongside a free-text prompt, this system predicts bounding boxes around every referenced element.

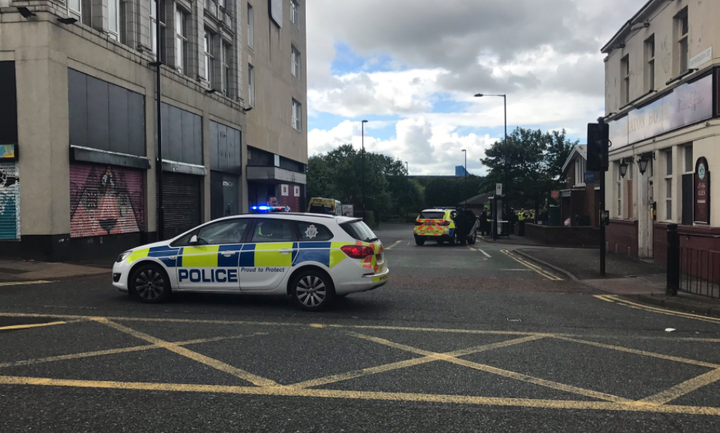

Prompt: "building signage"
[293,185,300,197]
[689,47,712,70]
[0,144,17,160]
[609,74,713,150]
[584,171,595,184]
[608,115,628,150]
[694,157,710,225]
[495,183,503,196]
[551,190,560,200]
[281,184,289,196]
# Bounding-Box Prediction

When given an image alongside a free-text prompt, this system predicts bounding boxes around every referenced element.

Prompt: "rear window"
[340,220,378,242]
[297,222,334,241]
[419,211,445,220]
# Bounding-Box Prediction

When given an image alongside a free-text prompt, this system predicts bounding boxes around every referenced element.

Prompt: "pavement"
[2,225,720,431]
[0,259,109,283]
[512,244,720,318]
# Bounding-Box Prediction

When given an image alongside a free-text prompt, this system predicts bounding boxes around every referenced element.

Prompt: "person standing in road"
[518,208,526,236]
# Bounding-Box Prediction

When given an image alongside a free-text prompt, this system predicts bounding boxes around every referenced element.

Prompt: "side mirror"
[189,234,199,244]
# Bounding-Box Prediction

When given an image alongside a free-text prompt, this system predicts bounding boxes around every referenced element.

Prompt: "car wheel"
[291,270,336,311]
[415,236,425,246]
[468,232,477,245]
[129,263,171,304]
[449,232,458,246]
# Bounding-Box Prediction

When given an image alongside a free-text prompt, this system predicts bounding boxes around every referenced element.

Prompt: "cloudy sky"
[305,0,647,175]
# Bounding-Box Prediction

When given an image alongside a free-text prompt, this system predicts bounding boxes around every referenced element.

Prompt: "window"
[664,150,673,220]
[291,0,299,27]
[251,220,294,243]
[151,0,167,62]
[574,158,587,187]
[204,28,214,85]
[291,46,301,78]
[175,8,188,75]
[644,35,655,93]
[218,0,225,9]
[68,0,82,19]
[616,162,622,217]
[292,99,302,131]
[684,144,694,173]
[248,64,256,106]
[196,220,249,245]
[297,222,333,242]
[247,4,254,49]
[675,8,689,75]
[222,43,232,96]
[621,55,630,105]
[108,0,120,41]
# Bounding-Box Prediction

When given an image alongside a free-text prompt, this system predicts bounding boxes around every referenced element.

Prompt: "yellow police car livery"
[413,209,457,245]
[414,208,478,246]
[112,214,388,310]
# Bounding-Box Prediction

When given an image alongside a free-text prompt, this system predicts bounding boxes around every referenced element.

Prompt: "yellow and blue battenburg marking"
[126,243,359,270]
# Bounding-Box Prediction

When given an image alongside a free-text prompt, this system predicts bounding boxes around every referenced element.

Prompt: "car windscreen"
[309,205,334,214]
[419,211,445,220]
[340,220,378,242]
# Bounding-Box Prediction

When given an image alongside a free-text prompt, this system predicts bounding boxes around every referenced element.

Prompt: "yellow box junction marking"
[92,318,279,388]
[1,312,720,414]
[0,321,68,332]
[0,280,53,288]
[500,250,562,281]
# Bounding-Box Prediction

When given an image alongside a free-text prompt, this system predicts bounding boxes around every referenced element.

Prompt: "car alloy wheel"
[130,264,170,303]
[292,271,335,311]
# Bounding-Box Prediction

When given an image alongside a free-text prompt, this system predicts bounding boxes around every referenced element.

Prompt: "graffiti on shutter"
[70,163,144,238]
[0,162,20,240]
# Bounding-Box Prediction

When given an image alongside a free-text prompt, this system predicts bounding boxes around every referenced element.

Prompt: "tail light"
[438,221,451,226]
[341,245,375,259]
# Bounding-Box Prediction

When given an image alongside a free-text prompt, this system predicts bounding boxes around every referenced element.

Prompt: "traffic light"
[587,122,609,172]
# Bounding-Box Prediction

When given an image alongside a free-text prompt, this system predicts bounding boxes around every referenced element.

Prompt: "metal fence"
[679,247,720,298]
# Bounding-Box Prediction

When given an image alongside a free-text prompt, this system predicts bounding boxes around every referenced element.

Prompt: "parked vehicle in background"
[413,208,478,246]
[308,197,342,216]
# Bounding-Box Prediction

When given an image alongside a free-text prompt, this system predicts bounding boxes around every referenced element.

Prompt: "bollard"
[666,224,679,296]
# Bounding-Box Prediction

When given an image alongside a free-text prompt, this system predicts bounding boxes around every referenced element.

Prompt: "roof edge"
[601,0,657,54]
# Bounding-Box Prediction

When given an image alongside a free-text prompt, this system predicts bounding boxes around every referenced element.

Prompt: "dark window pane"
[251,220,294,243]
[297,222,333,241]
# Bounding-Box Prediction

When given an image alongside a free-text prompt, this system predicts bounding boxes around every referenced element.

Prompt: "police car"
[112,214,389,311]
[413,208,478,246]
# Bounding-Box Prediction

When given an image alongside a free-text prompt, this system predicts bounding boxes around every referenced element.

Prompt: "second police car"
[112,213,389,311]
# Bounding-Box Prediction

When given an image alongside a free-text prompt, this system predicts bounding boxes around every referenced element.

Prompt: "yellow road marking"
[553,336,720,369]
[0,321,68,332]
[4,375,720,415]
[641,368,720,405]
[350,333,631,403]
[606,295,720,325]
[2,310,720,343]
[0,280,52,287]
[384,240,403,250]
[500,250,562,281]
[594,295,616,303]
[93,318,278,387]
[0,333,265,369]
[288,335,547,389]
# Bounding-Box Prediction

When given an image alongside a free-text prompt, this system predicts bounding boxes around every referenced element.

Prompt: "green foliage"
[307,145,424,214]
[481,127,578,208]
[422,176,485,208]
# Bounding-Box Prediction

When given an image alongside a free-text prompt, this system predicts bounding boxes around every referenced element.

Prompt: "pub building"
[601,0,720,269]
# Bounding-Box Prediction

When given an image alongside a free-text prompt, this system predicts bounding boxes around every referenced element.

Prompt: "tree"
[481,127,578,210]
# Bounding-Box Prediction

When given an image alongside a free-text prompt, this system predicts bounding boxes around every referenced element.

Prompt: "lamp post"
[361,120,368,219]
[475,93,507,203]
[405,161,409,174]
[462,149,467,206]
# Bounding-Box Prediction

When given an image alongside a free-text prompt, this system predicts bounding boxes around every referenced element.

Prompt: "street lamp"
[475,93,508,227]
[361,120,368,219]
[462,149,467,206]
[637,152,655,175]
[619,159,629,178]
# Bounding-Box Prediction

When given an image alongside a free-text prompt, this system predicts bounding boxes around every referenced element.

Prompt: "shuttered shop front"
[70,163,145,238]
[159,173,201,239]
[0,161,20,240]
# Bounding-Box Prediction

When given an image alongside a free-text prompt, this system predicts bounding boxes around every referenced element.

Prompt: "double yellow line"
[501,250,563,281]
[594,295,720,325]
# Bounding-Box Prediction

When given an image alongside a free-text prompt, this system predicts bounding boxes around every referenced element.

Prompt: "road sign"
[496,183,503,196]
[551,190,560,200]
[584,171,595,184]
